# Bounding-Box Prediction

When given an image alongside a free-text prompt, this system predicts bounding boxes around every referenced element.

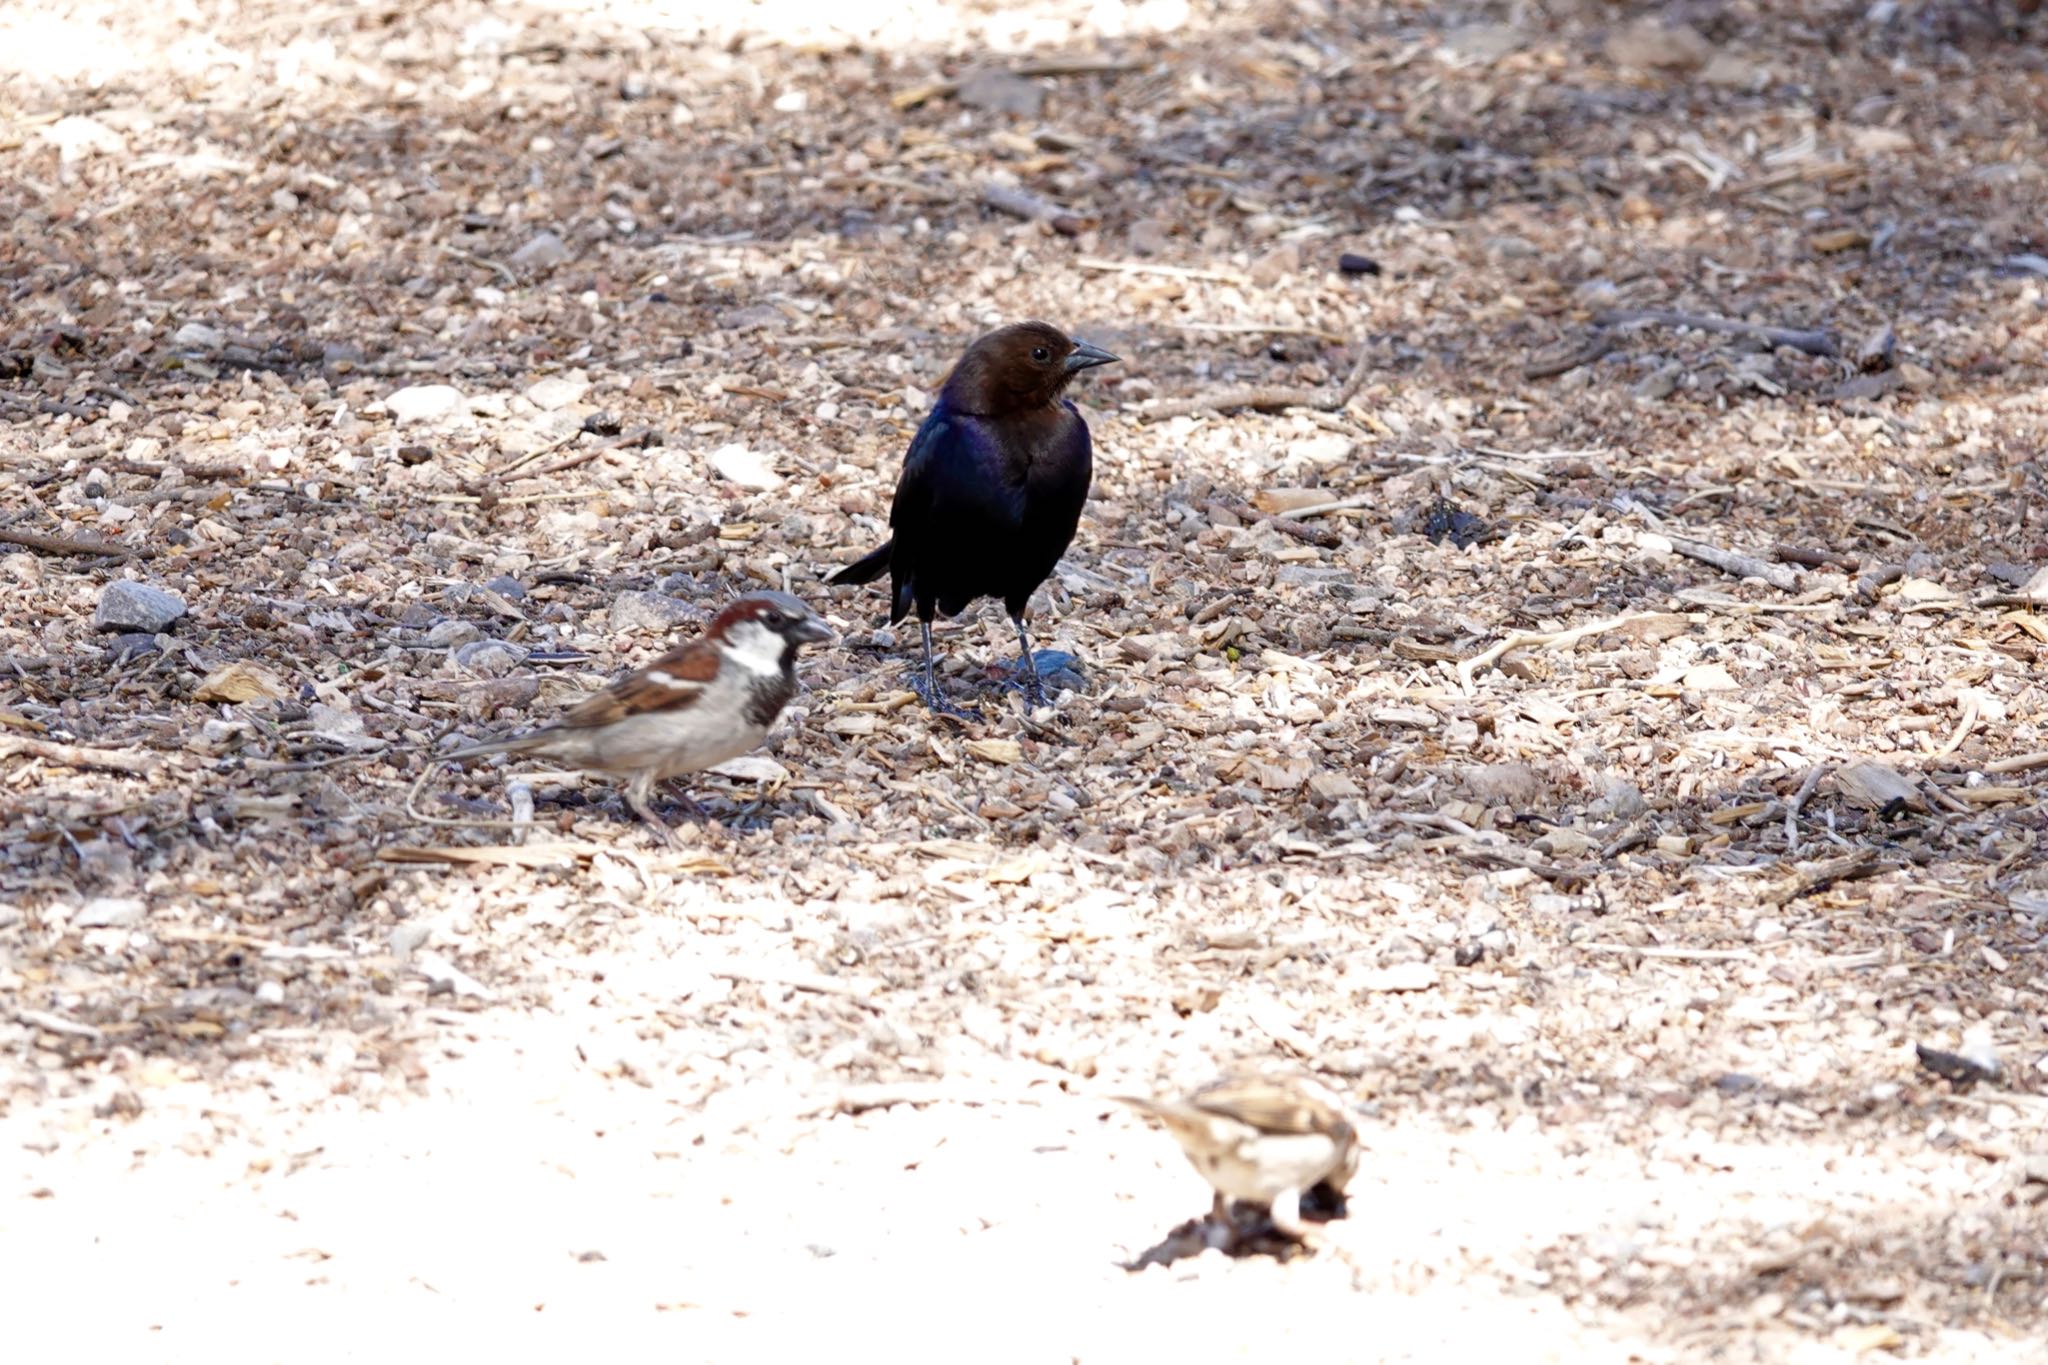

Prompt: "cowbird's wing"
[888,407,952,534]
[885,408,952,620]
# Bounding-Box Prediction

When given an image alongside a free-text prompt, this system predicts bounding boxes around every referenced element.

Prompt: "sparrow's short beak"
[1064,339,1119,373]
[791,616,836,646]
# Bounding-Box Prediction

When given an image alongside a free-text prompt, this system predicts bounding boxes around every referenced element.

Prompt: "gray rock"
[453,639,528,677]
[384,384,465,424]
[525,375,590,411]
[482,575,527,601]
[426,619,485,648]
[74,896,146,929]
[608,590,699,634]
[388,923,432,960]
[1593,779,1648,820]
[172,322,227,352]
[1463,761,1545,806]
[94,580,187,633]
[1442,22,1526,63]
[956,67,1044,117]
[708,443,784,491]
[511,230,570,269]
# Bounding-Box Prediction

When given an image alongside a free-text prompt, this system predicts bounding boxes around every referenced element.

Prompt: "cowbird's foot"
[912,671,977,721]
[1010,649,1082,705]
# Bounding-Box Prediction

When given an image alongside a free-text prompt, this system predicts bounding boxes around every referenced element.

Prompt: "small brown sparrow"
[440,591,833,839]
[1119,1065,1361,1242]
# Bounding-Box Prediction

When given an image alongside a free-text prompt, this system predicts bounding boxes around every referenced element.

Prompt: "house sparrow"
[1118,1065,1362,1242]
[439,591,833,841]
[828,321,1117,715]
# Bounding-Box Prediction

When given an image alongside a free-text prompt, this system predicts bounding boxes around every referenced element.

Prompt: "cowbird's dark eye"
[1031,346,1050,363]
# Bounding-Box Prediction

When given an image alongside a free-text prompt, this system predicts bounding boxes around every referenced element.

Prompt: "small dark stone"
[482,575,527,601]
[1423,497,1491,549]
[104,633,160,662]
[1020,649,1085,694]
[1338,252,1382,276]
[396,444,434,466]
[1915,1043,1999,1089]
[581,410,622,436]
[1714,1072,1762,1096]
[1454,941,1485,967]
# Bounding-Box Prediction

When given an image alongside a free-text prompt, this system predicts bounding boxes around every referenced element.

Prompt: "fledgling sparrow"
[439,591,833,841]
[1118,1064,1362,1242]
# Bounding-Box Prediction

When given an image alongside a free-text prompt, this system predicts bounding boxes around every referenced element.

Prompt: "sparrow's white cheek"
[720,620,788,677]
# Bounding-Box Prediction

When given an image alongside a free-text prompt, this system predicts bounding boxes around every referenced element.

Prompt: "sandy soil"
[4,1,2047,1359]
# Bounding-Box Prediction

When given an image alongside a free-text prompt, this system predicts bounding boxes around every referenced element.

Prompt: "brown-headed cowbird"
[828,321,1117,714]
[439,592,833,843]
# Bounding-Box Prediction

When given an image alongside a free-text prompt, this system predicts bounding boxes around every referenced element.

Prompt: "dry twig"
[0,527,149,559]
[0,736,157,774]
[1137,345,1375,421]
[1594,308,1840,357]
[1456,612,1670,692]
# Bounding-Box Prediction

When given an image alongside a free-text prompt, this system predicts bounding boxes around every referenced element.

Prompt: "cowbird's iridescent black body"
[830,321,1117,714]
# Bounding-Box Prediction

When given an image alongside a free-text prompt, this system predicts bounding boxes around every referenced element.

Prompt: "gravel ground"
[4,1,2047,1358]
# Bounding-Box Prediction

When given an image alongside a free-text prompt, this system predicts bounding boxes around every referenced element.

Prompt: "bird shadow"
[1120,1186,1350,1271]
[433,782,805,837]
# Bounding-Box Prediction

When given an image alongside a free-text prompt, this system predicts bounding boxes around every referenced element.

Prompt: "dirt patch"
[3,1,2046,1357]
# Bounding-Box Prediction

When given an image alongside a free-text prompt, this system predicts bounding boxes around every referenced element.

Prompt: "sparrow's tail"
[828,541,892,586]
[440,731,548,763]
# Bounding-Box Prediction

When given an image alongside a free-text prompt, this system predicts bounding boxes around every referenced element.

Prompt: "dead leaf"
[1309,771,1362,801]
[985,853,1049,885]
[1830,1323,1902,1354]
[193,661,289,703]
[1849,127,1914,157]
[1834,761,1923,812]
[964,738,1023,765]
[1346,962,1439,994]
[1252,488,1335,515]
[1889,576,1956,606]
[1253,758,1312,790]
[1680,662,1738,691]
[1810,228,1869,254]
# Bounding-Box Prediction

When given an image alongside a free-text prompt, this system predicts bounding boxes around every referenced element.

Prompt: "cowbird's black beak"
[1064,340,1119,373]
[790,615,836,646]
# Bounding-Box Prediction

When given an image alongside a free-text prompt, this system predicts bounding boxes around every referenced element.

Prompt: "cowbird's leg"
[914,621,973,719]
[1010,614,1048,709]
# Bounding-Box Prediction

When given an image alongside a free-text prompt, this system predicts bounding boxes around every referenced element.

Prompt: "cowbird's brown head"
[940,321,1118,417]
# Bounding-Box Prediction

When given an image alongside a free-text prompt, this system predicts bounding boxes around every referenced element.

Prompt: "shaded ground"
[3,0,2047,1358]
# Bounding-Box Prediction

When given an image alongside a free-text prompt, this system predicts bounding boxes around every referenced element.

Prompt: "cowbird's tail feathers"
[829,541,892,586]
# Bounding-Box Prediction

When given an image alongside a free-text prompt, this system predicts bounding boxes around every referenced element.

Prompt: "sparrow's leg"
[659,780,710,822]
[622,778,677,848]
[912,619,973,720]
[1203,1191,1236,1251]
[1009,613,1048,709]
